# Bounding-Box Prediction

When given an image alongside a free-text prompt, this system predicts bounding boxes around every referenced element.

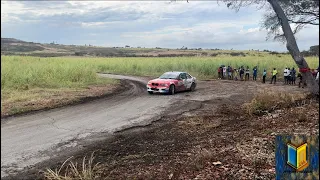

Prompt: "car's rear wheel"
[190,83,196,91]
[168,85,175,95]
[148,91,153,94]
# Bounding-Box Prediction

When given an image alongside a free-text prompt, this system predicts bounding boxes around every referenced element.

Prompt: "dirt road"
[1,74,306,178]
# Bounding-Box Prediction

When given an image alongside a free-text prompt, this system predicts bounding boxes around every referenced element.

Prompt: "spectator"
[245,66,250,81]
[311,69,317,78]
[291,67,296,84]
[262,69,267,83]
[222,66,227,79]
[240,67,244,81]
[283,67,288,84]
[253,66,258,81]
[312,69,317,79]
[218,66,222,79]
[287,68,291,85]
[226,66,231,80]
[226,66,230,79]
[229,66,233,80]
[234,68,238,81]
[270,68,277,84]
[297,72,304,88]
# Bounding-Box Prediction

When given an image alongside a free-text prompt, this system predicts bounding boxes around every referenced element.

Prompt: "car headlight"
[160,84,168,87]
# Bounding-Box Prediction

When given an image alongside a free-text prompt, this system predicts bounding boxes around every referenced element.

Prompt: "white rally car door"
[176,73,185,90]
[184,73,193,89]
[186,73,193,89]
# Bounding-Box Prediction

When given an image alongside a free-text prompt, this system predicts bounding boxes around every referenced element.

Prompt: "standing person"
[291,67,296,84]
[219,66,223,79]
[262,69,267,83]
[240,67,244,81]
[226,66,231,80]
[222,66,227,79]
[245,66,250,81]
[312,69,317,79]
[283,67,288,84]
[270,68,277,84]
[234,68,238,81]
[218,66,222,79]
[287,68,291,85]
[253,66,258,81]
[297,72,303,88]
[229,66,233,80]
[226,66,230,79]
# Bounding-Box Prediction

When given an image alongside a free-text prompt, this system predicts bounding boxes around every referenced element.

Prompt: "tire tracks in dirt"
[1,74,307,178]
[1,74,204,178]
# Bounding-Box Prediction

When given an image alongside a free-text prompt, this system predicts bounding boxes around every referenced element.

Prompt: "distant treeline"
[263,45,319,56]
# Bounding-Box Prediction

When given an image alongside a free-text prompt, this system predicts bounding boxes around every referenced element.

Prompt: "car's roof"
[163,71,186,75]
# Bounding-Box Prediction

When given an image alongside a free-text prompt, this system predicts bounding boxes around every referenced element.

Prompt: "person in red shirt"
[312,69,317,78]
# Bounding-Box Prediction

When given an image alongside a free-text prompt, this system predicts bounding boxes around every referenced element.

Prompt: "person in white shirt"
[287,68,291,85]
[222,66,227,79]
[283,68,288,84]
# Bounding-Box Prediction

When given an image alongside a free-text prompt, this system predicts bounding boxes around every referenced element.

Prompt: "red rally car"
[147,71,197,95]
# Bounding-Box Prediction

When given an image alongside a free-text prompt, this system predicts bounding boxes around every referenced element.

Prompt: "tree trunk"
[267,0,319,95]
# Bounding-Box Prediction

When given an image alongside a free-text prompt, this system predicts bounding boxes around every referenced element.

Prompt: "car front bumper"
[147,85,169,93]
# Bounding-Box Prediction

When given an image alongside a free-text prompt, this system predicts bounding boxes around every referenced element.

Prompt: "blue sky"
[1,1,319,51]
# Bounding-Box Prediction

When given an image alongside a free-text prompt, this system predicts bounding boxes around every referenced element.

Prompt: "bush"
[230,52,246,57]
[243,91,307,116]
[44,152,99,180]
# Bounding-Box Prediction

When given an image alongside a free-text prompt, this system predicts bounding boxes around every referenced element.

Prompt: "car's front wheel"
[190,83,196,91]
[168,85,175,95]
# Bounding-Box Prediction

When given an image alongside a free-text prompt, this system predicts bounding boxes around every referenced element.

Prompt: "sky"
[1,1,319,51]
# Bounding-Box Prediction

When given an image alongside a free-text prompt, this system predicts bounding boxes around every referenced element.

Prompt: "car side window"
[180,73,187,79]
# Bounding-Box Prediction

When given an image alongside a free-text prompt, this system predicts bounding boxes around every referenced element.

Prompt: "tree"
[309,45,319,56]
[262,0,319,42]
[219,0,319,94]
[175,0,319,94]
[266,0,318,94]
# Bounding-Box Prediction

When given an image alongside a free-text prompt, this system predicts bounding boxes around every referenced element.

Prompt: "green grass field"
[2,54,319,90]
[1,54,318,116]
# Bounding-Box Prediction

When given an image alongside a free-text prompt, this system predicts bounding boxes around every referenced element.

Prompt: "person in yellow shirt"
[270,68,278,84]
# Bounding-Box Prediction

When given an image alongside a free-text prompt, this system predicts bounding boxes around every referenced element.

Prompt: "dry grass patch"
[44,153,100,180]
[243,90,308,116]
[1,83,118,117]
[177,116,221,134]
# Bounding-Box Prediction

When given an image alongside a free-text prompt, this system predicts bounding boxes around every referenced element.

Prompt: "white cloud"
[1,1,318,51]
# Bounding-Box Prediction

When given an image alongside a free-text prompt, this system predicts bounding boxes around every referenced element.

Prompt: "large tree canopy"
[176,0,319,94]
[220,0,319,94]
[262,0,319,42]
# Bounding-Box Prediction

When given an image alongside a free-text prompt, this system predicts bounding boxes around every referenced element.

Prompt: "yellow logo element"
[287,143,309,171]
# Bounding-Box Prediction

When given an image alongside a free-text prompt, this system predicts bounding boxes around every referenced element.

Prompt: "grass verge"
[1,56,120,117]
[243,90,309,116]
[1,55,318,117]
[44,152,99,180]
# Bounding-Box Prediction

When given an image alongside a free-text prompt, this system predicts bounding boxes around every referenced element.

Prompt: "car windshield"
[159,72,179,79]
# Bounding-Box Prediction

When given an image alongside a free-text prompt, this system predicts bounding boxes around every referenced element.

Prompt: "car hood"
[148,78,178,83]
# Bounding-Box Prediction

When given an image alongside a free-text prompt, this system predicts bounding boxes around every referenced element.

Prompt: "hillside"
[1,37,289,58]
